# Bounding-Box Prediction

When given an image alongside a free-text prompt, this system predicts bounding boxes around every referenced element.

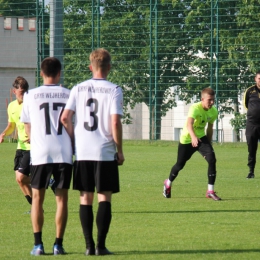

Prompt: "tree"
[0,0,36,17]
[62,0,260,140]
[230,112,246,142]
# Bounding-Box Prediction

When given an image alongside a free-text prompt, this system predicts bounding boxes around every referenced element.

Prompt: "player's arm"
[0,122,16,143]
[243,88,249,109]
[60,109,75,149]
[111,114,124,165]
[24,123,31,139]
[187,117,200,147]
[206,122,214,143]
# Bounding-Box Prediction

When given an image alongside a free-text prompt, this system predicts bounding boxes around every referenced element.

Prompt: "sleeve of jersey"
[187,104,197,119]
[20,93,30,123]
[64,86,76,111]
[110,87,123,116]
[243,88,249,109]
[7,103,13,123]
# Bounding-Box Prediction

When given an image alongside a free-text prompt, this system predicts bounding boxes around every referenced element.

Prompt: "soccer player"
[244,70,260,179]
[20,57,73,255]
[61,48,124,256]
[163,87,221,201]
[0,76,32,209]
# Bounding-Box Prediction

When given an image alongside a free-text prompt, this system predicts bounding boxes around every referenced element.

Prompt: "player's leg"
[54,188,68,254]
[163,143,195,198]
[74,161,96,255]
[95,161,119,256]
[53,163,72,255]
[246,125,258,178]
[14,150,32,206]
[80,191,95,255]
[30,187,46,255]
[30,164,51,255]
[198,137,220,200]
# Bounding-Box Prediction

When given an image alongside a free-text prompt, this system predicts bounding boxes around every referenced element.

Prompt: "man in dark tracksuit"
[244,71,260,178]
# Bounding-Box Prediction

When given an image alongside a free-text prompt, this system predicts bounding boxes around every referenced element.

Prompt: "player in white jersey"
[20,57,73,256]
[61,48,124,256]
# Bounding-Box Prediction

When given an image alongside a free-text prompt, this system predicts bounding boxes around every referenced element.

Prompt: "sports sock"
[54,238,63,246]
[80,205,95,249]
[207,184,214,192]
[25,195,32,205]
[166,179,172,187]
[34,232,43,245]
[96,201,112,249]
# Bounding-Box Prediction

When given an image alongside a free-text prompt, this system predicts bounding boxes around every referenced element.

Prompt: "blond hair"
[89,48,111,70]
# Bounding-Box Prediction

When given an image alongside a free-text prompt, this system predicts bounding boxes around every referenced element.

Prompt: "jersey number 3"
[84,98,98,131]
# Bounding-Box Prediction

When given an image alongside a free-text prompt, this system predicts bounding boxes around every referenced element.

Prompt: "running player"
[61,48,125,256]
[21,57,73,255]
[0,76,32,210]
[163,87,221,201]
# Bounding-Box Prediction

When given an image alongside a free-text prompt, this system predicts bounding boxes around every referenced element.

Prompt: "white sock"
[167,179,172,187]
[208,184,214,191]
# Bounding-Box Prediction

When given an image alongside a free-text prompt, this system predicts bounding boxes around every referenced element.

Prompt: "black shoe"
[95,247,113,255]
[247,172,255,179]
[85,248,95,256]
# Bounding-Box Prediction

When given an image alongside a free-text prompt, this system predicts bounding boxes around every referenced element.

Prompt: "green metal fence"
[1,0,259,142]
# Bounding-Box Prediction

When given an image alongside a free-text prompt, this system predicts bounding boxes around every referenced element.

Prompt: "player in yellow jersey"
[0,76,32,208]
[163,87,221,201]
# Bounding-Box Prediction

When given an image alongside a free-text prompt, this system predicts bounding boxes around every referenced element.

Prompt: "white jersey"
[21,85,73,165]
[65,78,123,161]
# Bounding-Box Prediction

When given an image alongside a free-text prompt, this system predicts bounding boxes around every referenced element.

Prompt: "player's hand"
[191,136,201,147]
[23,138,30,144]
[115,152,125,166]
[0,133,5,143]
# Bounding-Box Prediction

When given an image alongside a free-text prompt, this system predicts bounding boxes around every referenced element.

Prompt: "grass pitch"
[0,141,260,259]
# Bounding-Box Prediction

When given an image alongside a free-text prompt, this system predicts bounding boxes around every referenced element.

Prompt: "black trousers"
[246,124,260,172]
[169,136,217,185]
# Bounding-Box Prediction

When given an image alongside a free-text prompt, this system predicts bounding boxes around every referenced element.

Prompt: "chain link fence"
[1,0,259,142]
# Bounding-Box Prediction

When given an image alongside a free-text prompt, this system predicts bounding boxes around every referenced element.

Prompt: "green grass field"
[1,141,260,259]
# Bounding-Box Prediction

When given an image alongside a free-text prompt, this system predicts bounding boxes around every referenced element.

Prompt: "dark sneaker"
[95,247,113,255]
[206,191,221,201]
[163,179,171,198]
[247,172,255,179]
[31,244,45,255]
[85,248,95,256]
[53,244,66,255]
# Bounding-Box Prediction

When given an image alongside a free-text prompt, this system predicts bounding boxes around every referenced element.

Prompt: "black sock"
[34,232,42,245]
[25,195,32,205]
[54,238,63,246]
[96,201,112,249]
[80,205,95,249]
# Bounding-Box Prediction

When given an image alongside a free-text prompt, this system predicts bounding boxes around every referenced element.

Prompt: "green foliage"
[230,112,247,130]
[61,0,260,137]
[0,0,36,16]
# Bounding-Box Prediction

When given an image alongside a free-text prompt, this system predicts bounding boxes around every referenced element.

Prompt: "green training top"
[7,100,30,150]
[180,102,218,144]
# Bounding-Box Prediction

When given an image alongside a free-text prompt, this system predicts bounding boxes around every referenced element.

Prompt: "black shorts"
[73,160,119,193]
[14,150,30,176]
[30,163,72,190]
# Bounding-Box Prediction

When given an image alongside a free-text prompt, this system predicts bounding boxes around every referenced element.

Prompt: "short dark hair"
[256,70,260,76]
[201,87,215,97]
[13,76,29,91]
[41,57,61,78]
